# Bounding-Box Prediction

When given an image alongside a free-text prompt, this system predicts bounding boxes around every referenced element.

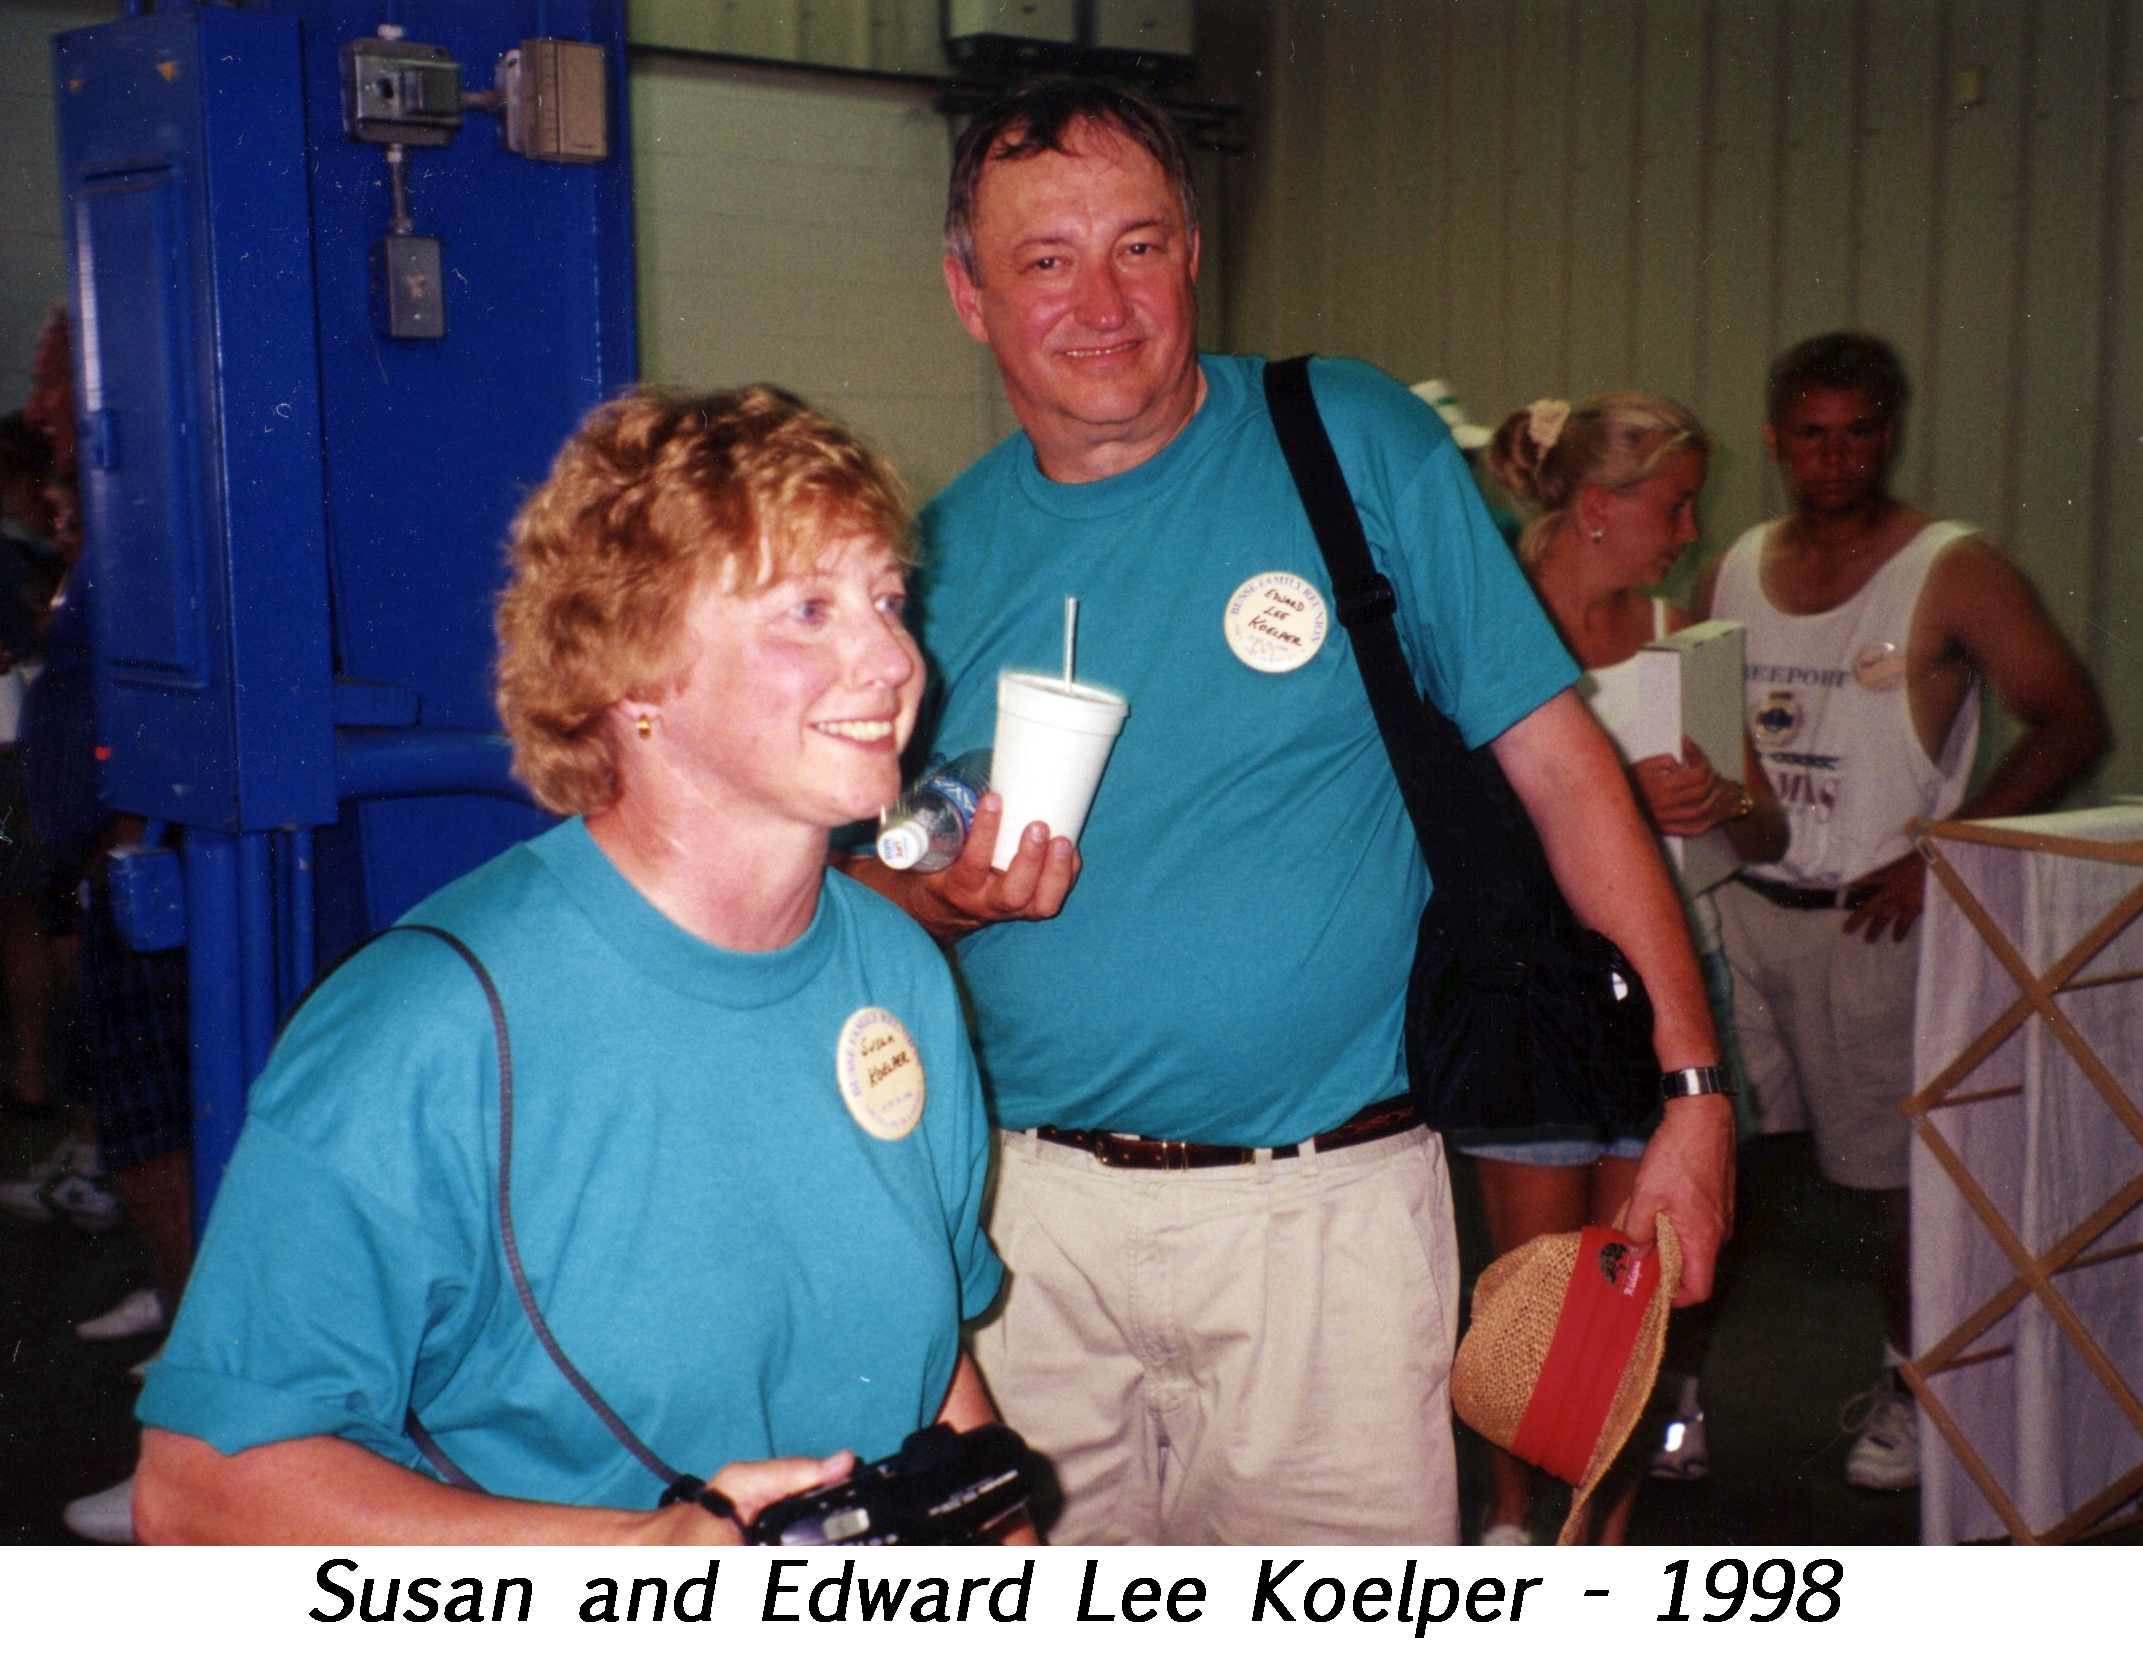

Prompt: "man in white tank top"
[1698,333,2107,1494]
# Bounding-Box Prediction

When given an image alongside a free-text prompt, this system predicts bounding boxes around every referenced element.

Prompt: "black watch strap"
[1660,1064,1735,1101]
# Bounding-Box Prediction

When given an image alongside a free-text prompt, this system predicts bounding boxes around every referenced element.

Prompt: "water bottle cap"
[877,820,929,870]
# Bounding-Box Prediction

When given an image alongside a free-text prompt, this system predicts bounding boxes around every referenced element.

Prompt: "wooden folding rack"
[1900,817,2143,1543]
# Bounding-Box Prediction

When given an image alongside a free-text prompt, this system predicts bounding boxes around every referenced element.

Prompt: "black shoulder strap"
[313,924,694,1498]
[1261,356,1515,921]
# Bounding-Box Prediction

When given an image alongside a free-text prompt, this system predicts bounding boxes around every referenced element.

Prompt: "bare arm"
[133,1427,852,1547]
[936,1350,998,1434]
[835,794,1078,946]
[1933,540,2108,821]
[1846,540,2110,942]
[1490,692,1734,1303]
[1725,741,1789,863]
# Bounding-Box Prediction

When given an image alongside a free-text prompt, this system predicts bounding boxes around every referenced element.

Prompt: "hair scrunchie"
[1526,398,1571,455]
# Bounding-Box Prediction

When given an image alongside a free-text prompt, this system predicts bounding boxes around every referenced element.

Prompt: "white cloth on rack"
[1912,804,2143,1543]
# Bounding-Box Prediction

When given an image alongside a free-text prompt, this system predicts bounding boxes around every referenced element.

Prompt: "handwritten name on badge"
[836,1007,924,1139]
[1224,571,1328,673]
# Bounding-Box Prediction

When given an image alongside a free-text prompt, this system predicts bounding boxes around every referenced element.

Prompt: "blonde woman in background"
[1465,394,1787,1544]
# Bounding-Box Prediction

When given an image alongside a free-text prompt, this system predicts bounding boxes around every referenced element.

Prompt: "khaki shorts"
[1717,881,1918,1190]
[969,1123,1461,1546]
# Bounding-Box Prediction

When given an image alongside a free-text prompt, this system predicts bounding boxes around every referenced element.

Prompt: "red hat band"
[1508,1226,1662,1486]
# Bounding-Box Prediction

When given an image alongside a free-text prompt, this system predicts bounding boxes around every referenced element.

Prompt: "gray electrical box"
[372,233,445,338]
[340,38,463,145]
[497,39,609,163]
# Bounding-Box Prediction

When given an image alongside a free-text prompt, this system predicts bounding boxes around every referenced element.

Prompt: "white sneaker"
[62,1474,138,1544]
[1651,1404,1710,1480]
[1843,1371,1921,1491]
[78,1288,167,1341]
[0,1139,122,1232]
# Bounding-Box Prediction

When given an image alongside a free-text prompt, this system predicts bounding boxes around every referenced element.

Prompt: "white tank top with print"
[1713,519,1980,887]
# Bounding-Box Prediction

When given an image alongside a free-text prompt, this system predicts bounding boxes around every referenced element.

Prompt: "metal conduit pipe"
[237,831,277,1086]
[183,829,247,1217]
[333,728,531,806]
[277,827,315,1012]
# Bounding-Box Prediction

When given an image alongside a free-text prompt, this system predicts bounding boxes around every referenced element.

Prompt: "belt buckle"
[1107,1135,1200,1171]
[1119,1136,1192,1172]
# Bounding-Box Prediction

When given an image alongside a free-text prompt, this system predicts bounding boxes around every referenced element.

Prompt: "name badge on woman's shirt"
[836,1007,925,1140]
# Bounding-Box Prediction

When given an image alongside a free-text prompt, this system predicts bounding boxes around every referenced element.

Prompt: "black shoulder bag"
[1263,357,1657,1139]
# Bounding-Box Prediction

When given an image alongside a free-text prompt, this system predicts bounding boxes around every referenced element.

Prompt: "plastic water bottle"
[877,751,992,872]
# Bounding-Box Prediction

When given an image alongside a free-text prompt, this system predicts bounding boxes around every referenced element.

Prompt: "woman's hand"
[638,1451,857,1546]
[1629,739,1746,837]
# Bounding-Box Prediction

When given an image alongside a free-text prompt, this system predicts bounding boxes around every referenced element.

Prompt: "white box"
[1630,620,1747,895]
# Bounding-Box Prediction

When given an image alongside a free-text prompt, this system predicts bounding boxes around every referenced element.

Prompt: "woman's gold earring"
[636,715,653,740]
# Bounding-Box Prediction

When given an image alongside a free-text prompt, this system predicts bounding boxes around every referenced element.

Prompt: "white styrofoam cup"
[988,671,1129,869]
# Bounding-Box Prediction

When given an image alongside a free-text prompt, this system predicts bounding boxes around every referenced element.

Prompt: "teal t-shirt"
[915,354,1576,1147]
[139,819,1002,1506]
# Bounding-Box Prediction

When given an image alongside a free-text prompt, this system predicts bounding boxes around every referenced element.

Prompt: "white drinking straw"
[1062,595,1079,688]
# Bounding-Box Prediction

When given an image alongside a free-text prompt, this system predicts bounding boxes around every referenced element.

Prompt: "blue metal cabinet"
[54,0,636,1214]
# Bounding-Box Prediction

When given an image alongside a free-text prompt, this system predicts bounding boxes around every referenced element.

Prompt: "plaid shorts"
[76,881,191,1172]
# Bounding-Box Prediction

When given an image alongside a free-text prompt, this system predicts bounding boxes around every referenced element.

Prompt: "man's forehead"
[977,121,1172,207]
[1781,386,1887,427]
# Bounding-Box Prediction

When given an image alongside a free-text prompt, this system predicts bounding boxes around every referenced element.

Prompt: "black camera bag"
[1263,357,1657,1139]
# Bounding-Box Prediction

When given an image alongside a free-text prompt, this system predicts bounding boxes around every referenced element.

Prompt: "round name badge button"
[836,1007,926,1141]
[1224,571,1328,673]
[1852,640,1907,692]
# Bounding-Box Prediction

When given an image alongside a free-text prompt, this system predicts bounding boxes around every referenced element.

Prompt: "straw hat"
[1452,1215,1680,1545]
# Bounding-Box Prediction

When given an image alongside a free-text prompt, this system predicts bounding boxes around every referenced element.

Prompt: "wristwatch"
[1660,1064,1735,1101]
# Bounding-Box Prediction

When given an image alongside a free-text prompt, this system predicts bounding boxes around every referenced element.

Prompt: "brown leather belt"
[1032,1095,1423,1172]
[1737,872,1879,912]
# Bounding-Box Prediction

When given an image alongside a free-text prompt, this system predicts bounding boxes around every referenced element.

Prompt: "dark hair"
[1766,332,1909,425]
[944,76,1197,280]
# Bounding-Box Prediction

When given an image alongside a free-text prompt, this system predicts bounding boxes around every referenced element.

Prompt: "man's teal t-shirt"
[914,354,1576,1147]
[138,820,1002,1505]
